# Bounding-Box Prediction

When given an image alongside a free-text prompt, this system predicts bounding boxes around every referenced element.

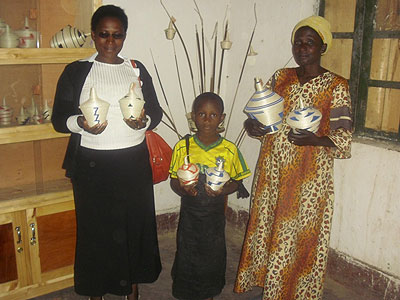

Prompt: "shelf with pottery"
[0,122,69,145]
[0,48,96,65]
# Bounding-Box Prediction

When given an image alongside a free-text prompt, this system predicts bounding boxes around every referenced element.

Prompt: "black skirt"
[172,175,226,300]
[71,140,161,296]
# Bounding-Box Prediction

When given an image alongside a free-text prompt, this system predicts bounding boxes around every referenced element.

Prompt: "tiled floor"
[31,226,380,300]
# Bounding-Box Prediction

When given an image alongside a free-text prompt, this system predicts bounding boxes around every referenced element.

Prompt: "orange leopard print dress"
[234,68,352,300]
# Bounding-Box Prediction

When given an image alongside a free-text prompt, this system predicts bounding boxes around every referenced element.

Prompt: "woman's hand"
[77,116,107,135]
[124,108,148,130]
[244,118,269,137]
[288,128,335,147]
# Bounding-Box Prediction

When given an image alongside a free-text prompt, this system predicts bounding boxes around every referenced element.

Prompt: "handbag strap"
[184,134,190,163]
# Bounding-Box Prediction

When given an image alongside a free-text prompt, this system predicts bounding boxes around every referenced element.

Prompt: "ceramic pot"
[119,82,145,120]
[177,155,200,186]
[0,18,7,35]
[244,77,284,134]
[205,157,230,191]
[15,17,38,48]
[164,20,176,40]
[286,99,322,133]
[16,106,29,125]
[42,100,52,123]
[50,25,87,48]
[79,88,109,127]
[0,97,13,126]
[220,32,232,50]
[0,25,19,48]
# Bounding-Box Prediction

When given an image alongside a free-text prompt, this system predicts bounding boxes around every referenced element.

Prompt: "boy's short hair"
[192,92,224,113]
[91,5,128,32]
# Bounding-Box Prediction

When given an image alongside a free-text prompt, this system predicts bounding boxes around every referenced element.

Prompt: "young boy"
[169,92,251,300]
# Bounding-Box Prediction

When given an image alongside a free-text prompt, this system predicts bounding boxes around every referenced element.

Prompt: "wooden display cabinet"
[0,0,101,299]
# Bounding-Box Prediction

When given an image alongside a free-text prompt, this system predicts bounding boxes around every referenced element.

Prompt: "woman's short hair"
[192,92,224,114]
[91,5,128,32]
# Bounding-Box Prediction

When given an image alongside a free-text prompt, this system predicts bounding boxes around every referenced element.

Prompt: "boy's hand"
[181,182,198,197]
[204,183,223,197]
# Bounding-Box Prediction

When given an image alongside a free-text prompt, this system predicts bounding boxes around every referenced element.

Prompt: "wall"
[103,0,399,287]
[332,141,400,279]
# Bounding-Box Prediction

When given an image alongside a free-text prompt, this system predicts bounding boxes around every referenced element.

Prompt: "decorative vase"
[15,17,38,48]
[0,18,7,35]
[0,97,13,126]
[119,82,145,120]
[220,32,232,50]
[16,106,29,125]
[164,19,176,40]
[243,77,284,134]
[79,88,110,127]
[42,99,52,123]
[0,24,19,48]
[286,98,322,133]
[50,25,87,48]
[205,157,230,191]
[177,155,200,186]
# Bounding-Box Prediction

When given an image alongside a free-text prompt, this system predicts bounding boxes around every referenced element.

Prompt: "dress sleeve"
[327,79,352,159]
[135,60,163,130]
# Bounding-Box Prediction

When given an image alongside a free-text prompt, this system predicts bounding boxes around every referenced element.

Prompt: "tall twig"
[193,0,206,91]
[150,49,181,139]
[224,3,258,137]
[161,0,196,97]
[172,41,188,116]
[195,25,204,93]
[210,22,218,93]
[217,21,229,95]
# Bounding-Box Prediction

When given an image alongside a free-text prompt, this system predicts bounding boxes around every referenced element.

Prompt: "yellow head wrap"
[291,16,333,54]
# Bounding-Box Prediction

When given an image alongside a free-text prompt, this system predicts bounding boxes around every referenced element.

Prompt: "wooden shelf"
[0,123,69,145]
[0,48,96,65]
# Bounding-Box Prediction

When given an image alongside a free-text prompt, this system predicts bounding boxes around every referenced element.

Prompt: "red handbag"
[145,130,173,184]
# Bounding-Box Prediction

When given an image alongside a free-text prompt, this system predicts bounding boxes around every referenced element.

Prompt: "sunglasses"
[97,32,125,39]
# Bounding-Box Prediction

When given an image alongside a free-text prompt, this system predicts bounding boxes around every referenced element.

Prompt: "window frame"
[319,0,400,142]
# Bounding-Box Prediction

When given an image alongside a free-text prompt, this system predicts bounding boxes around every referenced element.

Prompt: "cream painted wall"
[332,142,400,278]
[102,0,400,281]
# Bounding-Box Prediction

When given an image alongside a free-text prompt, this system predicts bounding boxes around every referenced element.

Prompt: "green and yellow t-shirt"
[169,135,251,181]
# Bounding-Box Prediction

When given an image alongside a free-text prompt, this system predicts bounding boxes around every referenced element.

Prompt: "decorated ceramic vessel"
[119,82,145,120]
[244,77,284,134]
[42,99,52,123]
[0,18,8,35]
[164,19,176,40]
[286,98,322,133]
[79,88,110,127]
[50,25,87,48]
[0,97,13,126]
[220,32,232,50]
[0,25,19,48]
[15,17,37,48]
[16,106,29,125]
[205,157,230,191]
[177,155,200,186]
